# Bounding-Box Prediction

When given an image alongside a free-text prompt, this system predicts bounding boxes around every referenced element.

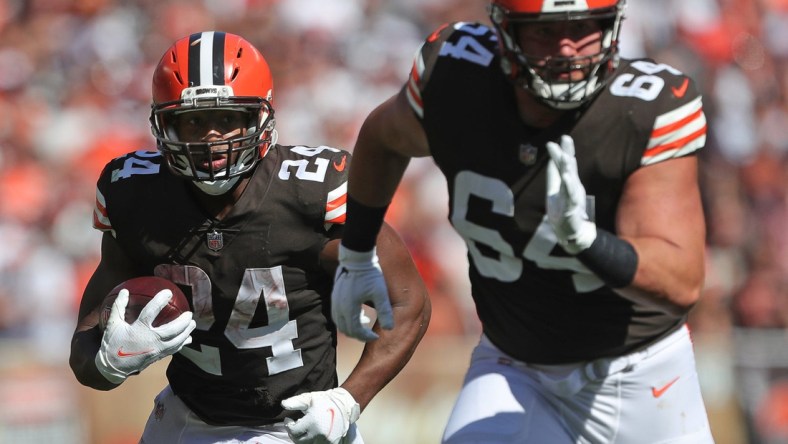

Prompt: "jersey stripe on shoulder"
[324,181,347,228]
[642,96,707,166]
[93,188,114,235]
[406,46,426,119]
[406,22,463,120]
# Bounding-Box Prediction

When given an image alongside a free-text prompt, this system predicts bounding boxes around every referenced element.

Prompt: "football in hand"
[98,276,190,330]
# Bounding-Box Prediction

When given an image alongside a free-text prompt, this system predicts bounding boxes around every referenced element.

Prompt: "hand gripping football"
[98,276,190,330]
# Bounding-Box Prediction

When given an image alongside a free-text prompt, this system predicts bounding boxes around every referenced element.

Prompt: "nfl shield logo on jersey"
[519,144,538,165]
[207,230,224,251]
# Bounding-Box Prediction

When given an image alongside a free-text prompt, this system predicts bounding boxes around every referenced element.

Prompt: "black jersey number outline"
[154,263,303,376]
[451,170,604,293]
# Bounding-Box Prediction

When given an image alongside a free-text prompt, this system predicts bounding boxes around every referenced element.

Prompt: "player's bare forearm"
[339,224,430,410]
[619,236,705,316]
[615,156,706,315]
[348,128,409,208]
[70,275,123,390]
[70,325,120,390]
[341,293,429,411]
[348,90,429,208]
[70,233,139,390]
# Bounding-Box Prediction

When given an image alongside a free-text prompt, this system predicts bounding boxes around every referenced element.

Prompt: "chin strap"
[193,176,241,195]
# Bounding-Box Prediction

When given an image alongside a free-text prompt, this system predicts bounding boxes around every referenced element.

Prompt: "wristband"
[341,196,388,252]
[576,229,638,288]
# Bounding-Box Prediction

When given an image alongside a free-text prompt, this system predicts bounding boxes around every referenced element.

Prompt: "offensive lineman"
[69,31,430,444]
[330,0,715,442]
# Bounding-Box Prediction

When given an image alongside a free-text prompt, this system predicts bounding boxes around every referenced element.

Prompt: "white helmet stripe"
[200,31,216,85]
[188,31,226,86]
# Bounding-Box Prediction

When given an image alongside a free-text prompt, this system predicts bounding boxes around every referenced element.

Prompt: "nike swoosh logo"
[671,78,689,98]
[333,156,347,172]
[117,347,153,358]
[651,376,680,398]
[327,408,336,436]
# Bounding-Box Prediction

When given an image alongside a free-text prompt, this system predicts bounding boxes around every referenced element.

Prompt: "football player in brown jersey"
[332,0,715,442]
[69,31,430,444]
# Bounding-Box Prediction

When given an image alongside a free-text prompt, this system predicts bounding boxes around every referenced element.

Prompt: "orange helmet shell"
[149,31,276,186]
[492,0,621,14]
[152,31,273,105]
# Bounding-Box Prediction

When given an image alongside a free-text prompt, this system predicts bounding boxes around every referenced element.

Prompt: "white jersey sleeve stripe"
[650,97,703,141]
[406,46,425,119]
[324,181,347,229]
[642,97,706,166]
[92,188,115,236]
[648,110,706,151]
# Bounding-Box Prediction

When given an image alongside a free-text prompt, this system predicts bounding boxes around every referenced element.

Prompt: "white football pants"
[139,385,364,444]
[442,325,715,443]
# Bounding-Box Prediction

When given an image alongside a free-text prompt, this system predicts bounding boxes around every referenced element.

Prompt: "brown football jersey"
[406,22,707,363]
[93,144,351,425]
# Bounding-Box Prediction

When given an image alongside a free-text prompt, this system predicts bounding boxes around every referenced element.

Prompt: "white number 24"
[154,264,303,376]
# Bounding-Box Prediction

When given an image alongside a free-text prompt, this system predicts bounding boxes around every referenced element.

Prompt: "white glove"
[282,387,361,444]
[95,288,196,384]
[331,245,393,342]
[545,135,597,255]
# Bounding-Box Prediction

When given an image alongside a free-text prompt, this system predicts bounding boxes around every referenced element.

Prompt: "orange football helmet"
[150,31,276,193]
[489,0,626,109]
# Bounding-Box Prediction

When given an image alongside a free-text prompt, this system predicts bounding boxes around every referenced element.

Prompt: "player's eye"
[219,112,247,128]
[174,113,204,128]
[186,116,203,127]
[567,20,601,40]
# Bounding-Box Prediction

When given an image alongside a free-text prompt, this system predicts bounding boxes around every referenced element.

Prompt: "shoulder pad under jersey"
[405,22,498,119]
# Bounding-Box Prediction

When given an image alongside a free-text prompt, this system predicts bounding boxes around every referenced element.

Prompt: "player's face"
[173,109,249,174]
[516,19,603,82]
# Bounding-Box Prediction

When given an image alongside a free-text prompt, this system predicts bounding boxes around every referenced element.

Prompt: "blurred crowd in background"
[0,0,786,443]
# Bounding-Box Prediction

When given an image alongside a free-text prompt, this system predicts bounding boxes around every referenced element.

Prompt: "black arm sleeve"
[341,196,389,252]
[576,229,638,288]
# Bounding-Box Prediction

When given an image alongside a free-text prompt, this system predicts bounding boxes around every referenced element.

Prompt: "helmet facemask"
[490,2,625,109]
[149,31,277,195]
[151,86,275,192]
